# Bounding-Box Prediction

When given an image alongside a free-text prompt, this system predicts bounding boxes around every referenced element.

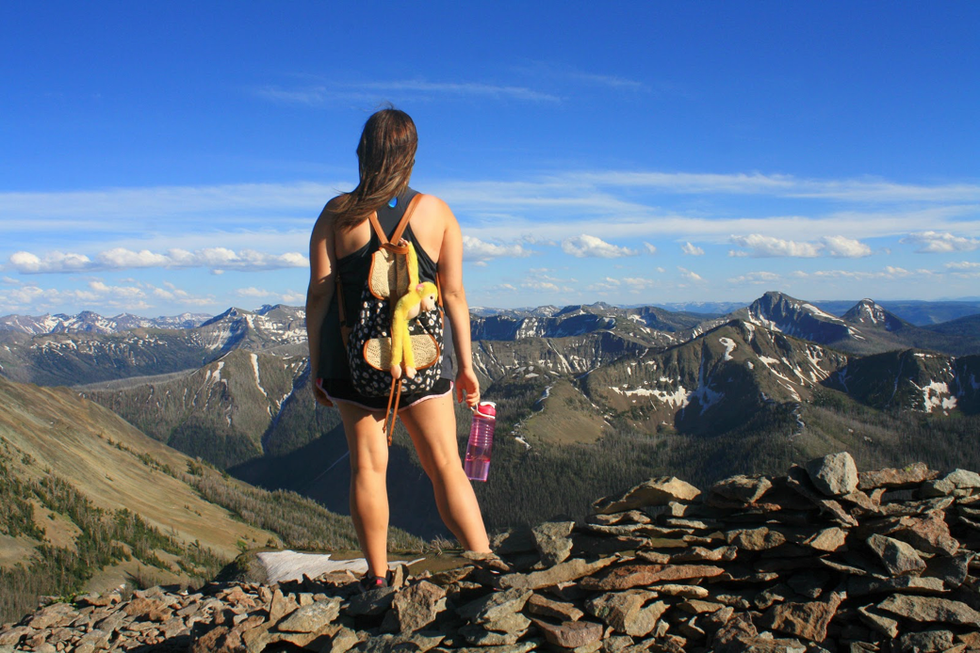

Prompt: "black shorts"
[318,377,453,412]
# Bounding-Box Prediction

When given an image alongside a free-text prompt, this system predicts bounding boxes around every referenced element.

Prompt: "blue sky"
[1,2,978,317]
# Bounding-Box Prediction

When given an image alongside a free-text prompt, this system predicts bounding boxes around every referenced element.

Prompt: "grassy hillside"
[0,375,421,624]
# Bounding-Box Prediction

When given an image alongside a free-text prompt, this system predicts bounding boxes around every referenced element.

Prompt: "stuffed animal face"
[418,282,439,311]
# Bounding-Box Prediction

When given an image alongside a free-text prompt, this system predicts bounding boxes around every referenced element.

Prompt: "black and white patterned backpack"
[337,194,444,436]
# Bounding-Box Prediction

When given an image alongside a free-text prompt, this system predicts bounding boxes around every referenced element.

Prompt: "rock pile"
[2,453,979,652]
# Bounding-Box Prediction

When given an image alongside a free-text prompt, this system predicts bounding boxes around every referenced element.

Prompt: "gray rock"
[345,586,396,616]
[805,452,859,496]
[530,618,604,649]
[456,587,532,623]
[866,533,927,576]
[896,629,954,653]
[459,622,526,646]
[532,520,576,566]
[276,597,341,633]
[525,593,585,621]
[877,594,980,625]
[856,604,899,638]
[499,556,617,590]
[585,591,662,637]
[709,475,773,505]
[920,478,956,497]
[945,468,980,489]
[858,462,938,490]
[390,581,447,632]
[847,575,945,597]
[592,477,701,514]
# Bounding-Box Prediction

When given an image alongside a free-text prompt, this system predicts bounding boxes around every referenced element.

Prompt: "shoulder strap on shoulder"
[367,212,389,245]
[390,193,423,244]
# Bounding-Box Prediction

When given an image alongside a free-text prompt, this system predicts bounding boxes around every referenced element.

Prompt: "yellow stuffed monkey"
[389,240,439,379]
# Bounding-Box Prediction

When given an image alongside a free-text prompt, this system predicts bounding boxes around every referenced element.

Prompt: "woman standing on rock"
[305,107,491,587]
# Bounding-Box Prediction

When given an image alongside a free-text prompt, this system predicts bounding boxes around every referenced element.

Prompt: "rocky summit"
[2,453,979,653]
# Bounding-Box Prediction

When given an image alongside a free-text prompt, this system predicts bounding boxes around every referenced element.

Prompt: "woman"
[306,108,491,587]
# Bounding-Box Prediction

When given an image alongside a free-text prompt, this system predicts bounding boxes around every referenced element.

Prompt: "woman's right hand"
[456,367,480,409]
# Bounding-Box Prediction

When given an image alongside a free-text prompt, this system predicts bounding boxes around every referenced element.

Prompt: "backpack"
[336,194,445,439]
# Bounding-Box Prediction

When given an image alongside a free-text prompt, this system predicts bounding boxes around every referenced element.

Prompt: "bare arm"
[306,200,339,406]
[436,200,480,408]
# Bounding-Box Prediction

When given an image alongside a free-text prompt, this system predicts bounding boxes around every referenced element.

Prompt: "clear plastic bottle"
[463,402,496,482]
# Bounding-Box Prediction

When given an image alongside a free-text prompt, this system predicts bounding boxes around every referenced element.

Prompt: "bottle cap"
[475,401,496,419]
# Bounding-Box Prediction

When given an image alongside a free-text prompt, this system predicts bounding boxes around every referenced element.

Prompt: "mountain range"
[2,291,980,603]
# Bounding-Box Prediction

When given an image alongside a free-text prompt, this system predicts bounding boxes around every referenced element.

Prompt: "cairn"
[2,453,978,652]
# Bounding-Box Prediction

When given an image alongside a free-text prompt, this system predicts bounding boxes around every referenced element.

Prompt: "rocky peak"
[4,453,978,652]
[843,299,909,333]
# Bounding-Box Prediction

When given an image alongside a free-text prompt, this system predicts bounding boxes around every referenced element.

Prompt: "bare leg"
[337,402,390,577]
[399,393,491,552]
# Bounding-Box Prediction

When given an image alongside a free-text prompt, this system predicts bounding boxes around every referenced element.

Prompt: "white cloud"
[677,267,704,282]
[9,251,93,273]
[728,271,782,285]
[643,242,657,255]
[729,235,822,258]
[728,234,871,258]
[903,231,980,253]
[561,235,637,258]
[253,79,561,106]
[7,247,308,274]
[681,242,705,256]
[98,248,170,268]
[822,236,872,258]
[945,261,980,270]
[462,236,532,262]
[237,287,271,298]
[522,280,561,292]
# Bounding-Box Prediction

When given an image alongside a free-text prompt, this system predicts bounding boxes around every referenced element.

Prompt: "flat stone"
[648,583,709,598]
[391,581,447,632]
[925,552,971,587]
[709,475,773,505]
[945,469,980,489]
[921,478,957,497]
[765,594,842,643]
[592,477,701,515]
[858,463,938,490]
[585,591,661,637]
[857,604,899,638]
[896,629,955,653]
[277,597,341,633]
[877,594,980,625]
[804,527,847,552]
[805,452,859,497]
[893,510,959,556]
[533,521,576,566]
[459,623,526,646]
[457,587,532,623]
[531,618,603,649]
[579,564,724,591]
[677,599,726,614]
[728,527,786,551]
[786,467,859,527]
[499,556,618,590]
[345,585,396,616]
[525,593,584,621]
[669,545,737,563]
[866,533,926,576]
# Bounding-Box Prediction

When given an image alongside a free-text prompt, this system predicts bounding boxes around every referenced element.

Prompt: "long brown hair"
[331,108,418,231]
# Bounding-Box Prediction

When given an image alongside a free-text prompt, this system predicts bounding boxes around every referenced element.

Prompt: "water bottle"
[464,402,496,482]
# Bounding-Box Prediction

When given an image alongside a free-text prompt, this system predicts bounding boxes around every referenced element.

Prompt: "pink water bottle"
[464,402,496,482]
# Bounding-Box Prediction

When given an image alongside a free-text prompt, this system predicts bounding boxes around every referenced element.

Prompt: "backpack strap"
[367,193,422,247]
